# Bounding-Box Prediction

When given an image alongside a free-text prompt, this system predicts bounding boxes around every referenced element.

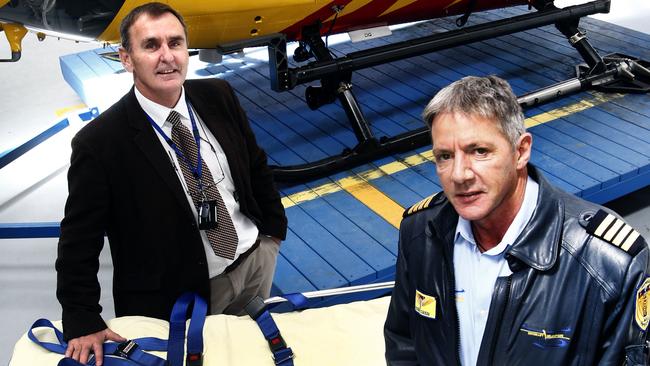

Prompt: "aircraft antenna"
[325,4,344,50]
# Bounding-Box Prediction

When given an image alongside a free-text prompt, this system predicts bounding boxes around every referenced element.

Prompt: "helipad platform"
[4,6,650,306]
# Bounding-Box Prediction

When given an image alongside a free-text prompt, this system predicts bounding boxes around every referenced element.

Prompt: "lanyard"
[147,101,206,191]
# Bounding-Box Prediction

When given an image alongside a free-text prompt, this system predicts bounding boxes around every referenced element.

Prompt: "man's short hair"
[119,2,187,52]
[422,75,526,148]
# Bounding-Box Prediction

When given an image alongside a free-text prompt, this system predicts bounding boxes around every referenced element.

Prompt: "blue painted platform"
[53,6,650,306]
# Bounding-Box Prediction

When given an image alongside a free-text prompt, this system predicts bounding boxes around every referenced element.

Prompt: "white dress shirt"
[453,176,539,366]
[135,87,259,278]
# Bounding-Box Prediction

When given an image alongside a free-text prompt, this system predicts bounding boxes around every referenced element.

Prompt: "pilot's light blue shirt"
[454,176,539,366]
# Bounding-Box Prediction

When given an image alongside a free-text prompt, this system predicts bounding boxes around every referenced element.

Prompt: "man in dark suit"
[55,3,287,365]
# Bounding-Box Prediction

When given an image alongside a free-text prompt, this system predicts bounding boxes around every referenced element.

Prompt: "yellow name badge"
[636,278,650,330]
[415,289,437,319]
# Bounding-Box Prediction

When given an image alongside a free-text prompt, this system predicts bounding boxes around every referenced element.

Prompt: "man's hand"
[65,328,126,366]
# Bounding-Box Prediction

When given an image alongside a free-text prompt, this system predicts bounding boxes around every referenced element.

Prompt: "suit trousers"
[209,236,280,315]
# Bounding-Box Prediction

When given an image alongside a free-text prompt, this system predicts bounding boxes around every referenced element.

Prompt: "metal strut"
[299,23,381,151]
[269,24,430,181]
[519,1,650,107]
[267,0,649,183]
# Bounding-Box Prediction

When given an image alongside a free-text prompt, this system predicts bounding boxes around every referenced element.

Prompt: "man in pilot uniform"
[384,75,650,365]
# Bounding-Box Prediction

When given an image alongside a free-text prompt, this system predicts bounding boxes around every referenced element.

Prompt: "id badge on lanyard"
[198,198,218,230]
[147,101,219,231]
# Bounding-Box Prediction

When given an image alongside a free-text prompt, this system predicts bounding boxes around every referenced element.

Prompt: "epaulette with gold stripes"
[403,192,442,218]
[585,209,645,256]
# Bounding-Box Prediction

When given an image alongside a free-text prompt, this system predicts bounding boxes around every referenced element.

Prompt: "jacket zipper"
[443,236,462,365]
[433,220,461,365]
[453,275,462,366]
[486,276,512,365]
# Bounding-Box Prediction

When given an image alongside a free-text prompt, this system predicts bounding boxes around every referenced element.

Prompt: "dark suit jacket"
[55,78,287,340]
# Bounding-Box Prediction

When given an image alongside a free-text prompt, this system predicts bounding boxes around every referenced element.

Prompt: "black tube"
[337,83,374,142]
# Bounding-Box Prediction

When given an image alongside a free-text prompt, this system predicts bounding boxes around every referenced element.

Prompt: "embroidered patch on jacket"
[414,289,437,319]
[519,324,572,349]
[636,277,650,331]
[585,209,644,256]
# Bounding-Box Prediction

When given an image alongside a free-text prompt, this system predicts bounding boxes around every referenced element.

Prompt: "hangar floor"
[2,2,650,364]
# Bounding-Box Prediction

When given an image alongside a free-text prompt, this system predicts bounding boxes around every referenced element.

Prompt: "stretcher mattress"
[10,296,390,366]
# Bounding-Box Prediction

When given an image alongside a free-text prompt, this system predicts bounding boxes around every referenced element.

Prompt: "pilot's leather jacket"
[384,166,650,365]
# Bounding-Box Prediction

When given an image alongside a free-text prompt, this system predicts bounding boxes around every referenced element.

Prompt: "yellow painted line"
[282,91,623,224]
[281,179,341,208]
[282,149,436,209]
[282,171,404,227]
[55,104,88,117]
[338,174,404,228]
[524,91,624,128]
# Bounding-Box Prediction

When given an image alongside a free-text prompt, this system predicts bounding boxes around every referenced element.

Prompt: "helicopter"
[2,0,649,181]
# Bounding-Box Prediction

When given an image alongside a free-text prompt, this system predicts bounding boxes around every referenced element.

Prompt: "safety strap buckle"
[268,334,287,353]
[246,296,294,365]
[269,335,294,365]
[114,340,139,358]
[186,352,203,366]
[272,346,295,365]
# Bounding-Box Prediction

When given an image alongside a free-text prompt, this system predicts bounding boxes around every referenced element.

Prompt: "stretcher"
[11,295,390,366]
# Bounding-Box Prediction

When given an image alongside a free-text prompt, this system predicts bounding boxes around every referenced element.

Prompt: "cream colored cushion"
[10,297,390,366]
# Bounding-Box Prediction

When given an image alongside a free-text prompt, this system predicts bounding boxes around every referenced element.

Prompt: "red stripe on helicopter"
[374,0,528,26]
[323,0,399,32]
[282,0,529,41]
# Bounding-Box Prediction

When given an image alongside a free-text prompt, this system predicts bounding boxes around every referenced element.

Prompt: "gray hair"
[120,2,187,52]
[422,75,525,148]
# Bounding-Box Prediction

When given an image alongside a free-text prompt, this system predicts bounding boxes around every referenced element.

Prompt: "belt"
[224,238,261,274]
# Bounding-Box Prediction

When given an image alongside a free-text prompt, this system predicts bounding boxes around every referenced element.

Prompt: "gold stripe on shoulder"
[403,192,441,218]
[411,200,424,214]
[407,201,419,216]
[585,209,645,256]
[594,214,615,237]
[603,219,625,242]
[621,231,641,252]
[423,195,434,208]
[612,225,633,247]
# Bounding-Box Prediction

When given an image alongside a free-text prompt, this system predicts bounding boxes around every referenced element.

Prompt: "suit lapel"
[124,88,196,221]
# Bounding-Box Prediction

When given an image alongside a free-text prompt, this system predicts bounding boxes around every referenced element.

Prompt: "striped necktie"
[167,110,238,260]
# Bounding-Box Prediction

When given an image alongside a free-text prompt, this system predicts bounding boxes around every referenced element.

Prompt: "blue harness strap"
[166,292,207,366]
[245,296,299,366]
[28,319,67,354]
[28,292,207,366]
[28,319,167,366]
[102,340,167,366]
[256,311,295,366]
[277,293,309,310]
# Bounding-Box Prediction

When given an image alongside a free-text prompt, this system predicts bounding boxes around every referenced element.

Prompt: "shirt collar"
[134,86,191,128]
[455,176,539,256]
